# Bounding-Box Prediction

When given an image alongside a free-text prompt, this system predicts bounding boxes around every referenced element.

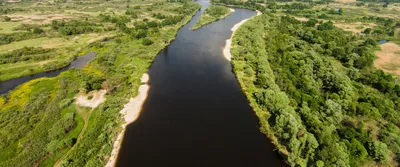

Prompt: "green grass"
[192,6,232,30]
[0,21,22,34]
[383,63,400,70]
[0,32,117,54]
[0,32,117,82]
[0,37,67,53]
[39,104,84,167]
[0,60,53,82]
[67,106,85,139]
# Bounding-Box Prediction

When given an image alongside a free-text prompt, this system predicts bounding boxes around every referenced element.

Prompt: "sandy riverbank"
[223,11,261,61]
[105,73,150,167]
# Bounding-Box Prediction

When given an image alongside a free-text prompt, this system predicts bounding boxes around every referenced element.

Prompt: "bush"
[4,15,11,21]
[317,21,334,30]
[0,47,53,64]
[368,141,390,162]
[33,27,44,34]
[59,98,74,109]
[141,38,153,45]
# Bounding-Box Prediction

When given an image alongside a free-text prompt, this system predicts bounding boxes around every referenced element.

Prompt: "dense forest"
[231,13,400,166]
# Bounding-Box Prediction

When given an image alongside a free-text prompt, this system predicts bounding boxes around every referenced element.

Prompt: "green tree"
[3,15,11,21]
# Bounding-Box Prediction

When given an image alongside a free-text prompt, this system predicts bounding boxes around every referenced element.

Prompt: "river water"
[116,1,285,166]
[0,52,96,94]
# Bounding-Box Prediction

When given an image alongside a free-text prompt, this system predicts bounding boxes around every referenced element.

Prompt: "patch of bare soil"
[75,89,106,108]
[375,42,400,75]
[334,0,356,3]
[294,17,309,22]
[9,14,73,24]
[334,22,376,34]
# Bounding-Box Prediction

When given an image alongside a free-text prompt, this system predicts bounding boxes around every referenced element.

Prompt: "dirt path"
[32,153,51,167]
[53,90,106,167]
[53,106,92,167]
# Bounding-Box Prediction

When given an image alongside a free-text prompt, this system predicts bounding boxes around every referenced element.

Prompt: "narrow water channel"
[116,1,285,166]
[0,52,96,94]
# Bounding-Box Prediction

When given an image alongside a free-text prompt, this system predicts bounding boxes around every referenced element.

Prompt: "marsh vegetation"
[0,0,200,166]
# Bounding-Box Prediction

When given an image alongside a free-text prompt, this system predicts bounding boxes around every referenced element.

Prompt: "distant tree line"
[356,0,400,3]
[0,7,23,14]
[0,31,45,45]
[211,0,267,12]
[51,20,103,36]
[0,47,54,64]
[268,2,313,10]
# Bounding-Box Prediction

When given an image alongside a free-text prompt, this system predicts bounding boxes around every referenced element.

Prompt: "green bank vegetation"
[231,13,400,167]
[0,0,201,166]
[0,0,119,81]
[192,5,232,30]
[215,0,400,166]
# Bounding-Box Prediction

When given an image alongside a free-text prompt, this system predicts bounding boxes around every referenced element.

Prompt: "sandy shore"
[229,8,235,12]
[223,11,262,61]
[106,9,262,166]
[105,73,150,167]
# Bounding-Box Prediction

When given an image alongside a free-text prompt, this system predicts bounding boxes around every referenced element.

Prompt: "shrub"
[141,38,153,45]
[33,27,44,34]
[4,15,11,21]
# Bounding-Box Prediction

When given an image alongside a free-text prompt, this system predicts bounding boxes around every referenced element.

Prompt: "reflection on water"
[116,1,285,166]
[0,52,96,94]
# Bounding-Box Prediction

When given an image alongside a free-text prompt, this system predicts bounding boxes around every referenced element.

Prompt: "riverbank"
[105,74,150,167]
[223,10,261,61]
[105,4,202,167]
[0,52,96,94]
[0,2,202,167]
[192,6,234,30]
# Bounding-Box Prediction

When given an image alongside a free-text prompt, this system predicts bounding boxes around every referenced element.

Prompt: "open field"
[0,33,117,53]
[375,42,400,75]
[0,22,22,33]
[334,21,376,34]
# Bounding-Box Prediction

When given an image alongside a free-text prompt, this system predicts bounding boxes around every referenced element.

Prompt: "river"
[0,52,96,94]
[116,0,285,166]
